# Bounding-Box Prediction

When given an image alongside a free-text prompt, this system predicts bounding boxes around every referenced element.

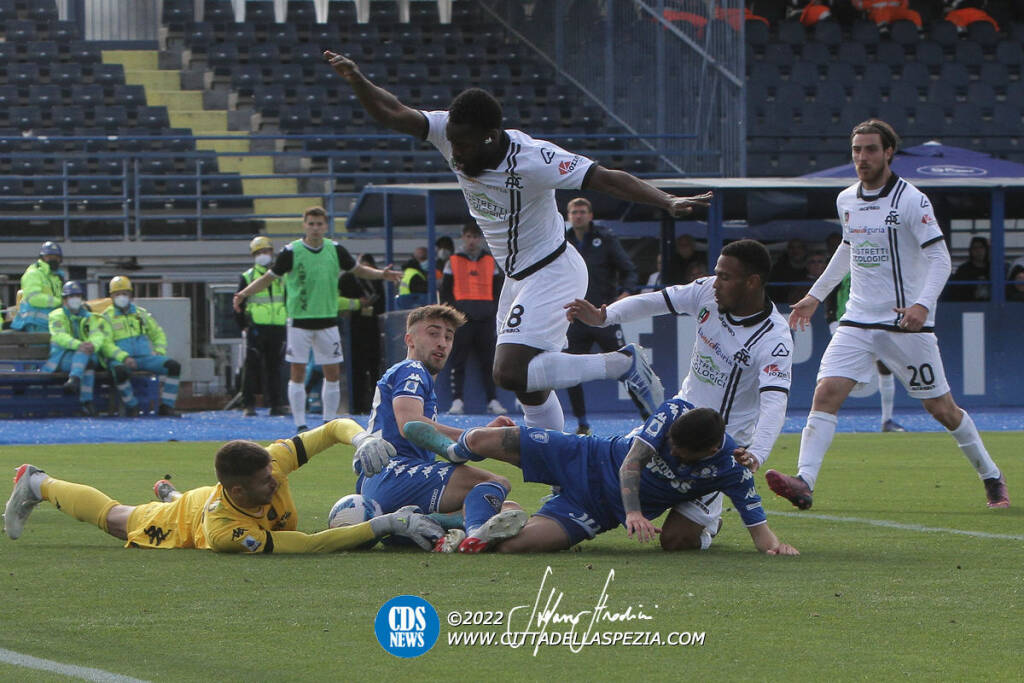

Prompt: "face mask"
[113,295,131,309]
[254,253,272,267]
[436,249,451,261]
[65,297,82,312]
[419,260,430,271]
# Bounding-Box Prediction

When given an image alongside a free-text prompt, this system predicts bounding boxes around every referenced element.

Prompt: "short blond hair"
[567,197,592,212]
[303,206,327,220]
[405,304,466,332]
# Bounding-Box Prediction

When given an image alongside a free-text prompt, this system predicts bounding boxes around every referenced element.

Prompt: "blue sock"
[453,429,485,462]
[463,481,508,536]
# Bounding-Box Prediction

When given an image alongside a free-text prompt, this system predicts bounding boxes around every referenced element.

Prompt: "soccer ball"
[327,493,381,528]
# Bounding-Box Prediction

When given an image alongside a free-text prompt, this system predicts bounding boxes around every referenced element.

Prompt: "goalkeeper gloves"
[369,505,444,550]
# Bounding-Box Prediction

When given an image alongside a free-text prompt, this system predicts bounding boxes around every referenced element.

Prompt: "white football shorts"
[495,245,587,352]
[818,325,950,399]
[672,492,723,550]
[285,323,343,365]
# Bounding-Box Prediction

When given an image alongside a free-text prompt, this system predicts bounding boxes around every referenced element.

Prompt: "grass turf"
[0,432,1021,681]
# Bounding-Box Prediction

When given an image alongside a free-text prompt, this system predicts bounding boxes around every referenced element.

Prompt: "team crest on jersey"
[530,431,550,444]
[697,307,710,323]
[885,210,900,226]
[540,148,555,164]
[505,172,523,190]
[592,237,602,247]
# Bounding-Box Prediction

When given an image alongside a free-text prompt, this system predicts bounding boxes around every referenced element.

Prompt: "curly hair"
[449,88,503,131]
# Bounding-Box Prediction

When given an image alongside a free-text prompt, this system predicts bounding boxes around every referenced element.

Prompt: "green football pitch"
[1,432,1021,681]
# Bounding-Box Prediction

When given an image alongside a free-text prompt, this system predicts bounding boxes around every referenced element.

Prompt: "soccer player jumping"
[326,49,712,430]
[765,119,1009,510]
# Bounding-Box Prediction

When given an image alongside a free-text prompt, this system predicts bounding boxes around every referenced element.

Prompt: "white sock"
[322,380,341,422]
[879,371,895,423]
[526,351,611,392]
[796,410,838,491]
[288,380,306,428]
[521,391,564,431]
[949,409,1000,480]
[29,472,49,499]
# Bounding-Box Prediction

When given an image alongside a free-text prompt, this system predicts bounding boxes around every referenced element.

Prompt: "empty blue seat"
[48,62,82,88]
[951,102,983,131]
[899,62,930,88]
[207,43,238,74]
[990,103,1021,135]
[800,41,831,66]
[279,105,311,130]
[185,21,213,50]
[813,80,847,105]
[861,62,893,84]
[745,19,769,47]
[996,41,1023,67]
[51,105,83,130]
[850,20,880,46]
[28,84,61,106]
[888,83,920,108]
[248,43,280,64]
[888,20,919,46]
[26,40,59,60]
[5,19,35,42]
[91,63,125,87]
[67,41,101,63]
[49,21,80,42]
[955,41,985,69]
[71,84,104,106]
[8,63,40,87]
[776,20,805,46]
[0,84,19,106]
[10,105,40,129]
[874,42,906,66]
[113,84,147,108]
[912,103,946,137]
[914,40,944,68]
[965,21,999,49]
[928,20,959,49]
[837,42,867,68]
[811,19,842,47]
[927,80,959,105]
[230,64,263,93]
[939,62,970,88]
[267,23,298,45]
[0,42,15,62]
[980,63,1009,88]
[137,106,170,129]
[824,62,856,88]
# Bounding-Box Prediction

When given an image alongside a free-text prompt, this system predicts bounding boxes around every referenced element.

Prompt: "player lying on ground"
[404,401,798,555]
[326,48,713,431]
[566,238,793,550]
[3,419,442,553]
[359,304,527,554]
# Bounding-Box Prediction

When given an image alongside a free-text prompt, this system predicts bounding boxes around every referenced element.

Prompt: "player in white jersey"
[566,239,793,549]
[766,119,1009,510]
[325,49,712,430]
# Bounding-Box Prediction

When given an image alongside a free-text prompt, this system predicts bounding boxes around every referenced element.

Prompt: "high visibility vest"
[449,253,495,301]
[399,267,426,295]
[242,265,287,326]
[12,260,63,330]
[286,239,340,319]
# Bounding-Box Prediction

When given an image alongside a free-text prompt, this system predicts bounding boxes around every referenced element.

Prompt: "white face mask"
[113,294,131,309]
[254,253,272,267]
[66,297,82,312]
[436,248,451,261]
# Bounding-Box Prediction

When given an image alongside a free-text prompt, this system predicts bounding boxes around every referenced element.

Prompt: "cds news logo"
[375,595,440,658]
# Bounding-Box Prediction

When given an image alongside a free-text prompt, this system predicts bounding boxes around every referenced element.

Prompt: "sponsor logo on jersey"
[242,535,262,552]
[464,190,509,221]
[762,363,790,381]
[558,155,581,175]
[857,205,880,211]
[692,353,728,387]
[540,148,555,164]
[848,225,887,235]
[852,239,888,268]
[696,328,733,365]
[698,307,710,324]
[530,430,550,444]
[771,343,790,357]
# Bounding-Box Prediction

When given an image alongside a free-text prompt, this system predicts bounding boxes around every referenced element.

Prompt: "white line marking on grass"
[770,511,1024,541]
[0,647,148,682]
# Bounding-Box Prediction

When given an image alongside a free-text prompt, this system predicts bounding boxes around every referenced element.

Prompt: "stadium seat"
[204,1,236,24]
[876,102,909,129]
[28,84,61,107]
[27,2,58,24]
[279,105,311,131]
[113,84,147,108]
[875,42,906,67]
[951,102,983,132]
[0,42,15,63]
[914,40,944,69]
[71,83,104,107]
[996,40,1023,68]
[27,41,59,61]
[850,20,880,47]
[926,80,959,106]
[184,21,213,51]
[137,106,170,129]
[8,63,40,88]
[230,64,263,94]
[888,83,920,108]
[294,84,327,107]
[207,43,239,75]
[811,19,842,48]
[92,105,129,130]
[750,63,781,86]
[90,63,125,88]
[955,41,985,70]
[745,19,769,47]
[67,41,102,64]
[928,20,960,50]
[861,62,893,85]
[5,19,35,42]
[888,20,919,46]
[49,20,80,42]
[939,63,970,89]
[799,102,835,136]
[899,62,930,89]
[48,62,82,89]
[837,42,867,68]
[253,84,285,115]
[248,43,280,65]
[776,20,805,46]
[271,64,304,90]
[307,24,341,47]
[286,0,316,26]
[0,0,14,23]
[912,103,946,137]
[966,82,996,108]
[246,1,276,26]
[980,63,1010,90]
[9,104,39,129]
[800,41,831,66]
[824,62,856,90]
[0,83,17,108]
[813,79,847,106]
[266,23,298,45]
[965,21,999,49]
[990,103,1022,135]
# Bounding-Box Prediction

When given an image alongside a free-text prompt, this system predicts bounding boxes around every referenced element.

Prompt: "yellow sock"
[40,478,119,533]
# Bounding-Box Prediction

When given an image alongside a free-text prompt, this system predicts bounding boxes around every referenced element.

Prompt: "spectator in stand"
[768,237,809,303]
[397,246,430,309]
[944,1,1000,31]
[441,223,506,416]
[12,241,65,333]
[236,236,288,417]
[794,0,832,26]
[642,253,663,293]
[564,197,641,433]
[685,260,709,284]
[42,281,110,417]
[853,0,922,28]
[665,234,707,286]
[946,236,992,302]
[435,235,454,274]
[340,254,386,414]
[787,249,828,304]
[1007,262,1024,302]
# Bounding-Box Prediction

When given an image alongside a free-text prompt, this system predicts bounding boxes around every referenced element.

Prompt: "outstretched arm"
[324,50,427,138]
[747,523,799,555]
[584,165,712,218]
[619,439,660,543]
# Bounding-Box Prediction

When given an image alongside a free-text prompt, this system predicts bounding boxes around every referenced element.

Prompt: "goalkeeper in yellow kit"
[3,419,443,553]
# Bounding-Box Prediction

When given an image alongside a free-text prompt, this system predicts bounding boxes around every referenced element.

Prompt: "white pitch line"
[0,647,148,682]
[770,511,1024,541]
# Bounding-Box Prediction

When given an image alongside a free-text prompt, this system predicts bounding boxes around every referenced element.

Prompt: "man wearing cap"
[42,281,110,416]
[12,241,65,332]
[102,276,183,417]
[236,236,289,417]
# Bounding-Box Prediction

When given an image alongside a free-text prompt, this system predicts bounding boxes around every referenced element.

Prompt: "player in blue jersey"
[404,400,798,554]
[359,304,527,553]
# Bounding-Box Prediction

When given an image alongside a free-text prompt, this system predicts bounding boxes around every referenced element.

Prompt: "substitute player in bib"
[766,119,1009,510]
[325,49,712,429]
[566,239,792,550]
[359,304,526,553]
[233,208,401,432]
[402,402,798,555]
[3,420,443,552]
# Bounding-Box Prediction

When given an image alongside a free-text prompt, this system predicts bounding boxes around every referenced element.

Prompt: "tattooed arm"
[619,438,660,543]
